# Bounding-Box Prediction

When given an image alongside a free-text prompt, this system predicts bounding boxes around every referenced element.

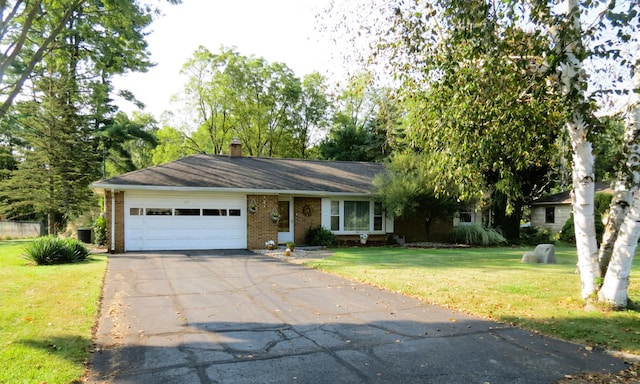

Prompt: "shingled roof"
[92,154,386,195]
[531,182,612,205]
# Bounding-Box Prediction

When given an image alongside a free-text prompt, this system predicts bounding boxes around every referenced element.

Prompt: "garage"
[124,192,246,251]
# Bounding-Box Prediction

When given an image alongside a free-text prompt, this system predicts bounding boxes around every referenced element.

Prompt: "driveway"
[88,251,627,383]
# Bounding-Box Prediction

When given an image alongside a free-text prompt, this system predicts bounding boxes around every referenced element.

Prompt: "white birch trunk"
[598,191,640,307]
[598,38,640,307]
[560,0,600,300]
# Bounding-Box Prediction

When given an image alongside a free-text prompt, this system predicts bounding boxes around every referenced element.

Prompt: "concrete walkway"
[88,250,627,383]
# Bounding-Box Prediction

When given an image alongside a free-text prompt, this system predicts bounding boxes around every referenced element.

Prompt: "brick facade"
[105,190,125,253]
[293,197,321,245]
[246,195,279,249]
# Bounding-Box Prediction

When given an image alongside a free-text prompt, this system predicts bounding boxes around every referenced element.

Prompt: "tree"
[0,0,181,119]
[100,112,158,177]
[319,73,395,162]
[374,152,461,240]
[0,0,172,233]
[174,46,312,158]
[324,0,639,307]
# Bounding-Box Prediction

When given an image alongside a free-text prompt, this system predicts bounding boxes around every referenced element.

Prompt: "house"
[91,141,395,252]
[530,183,612,233]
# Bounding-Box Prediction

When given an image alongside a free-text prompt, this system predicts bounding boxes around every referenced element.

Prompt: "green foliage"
[519,227,556,246]
[594,192,613,214]
[305,226,337,247]
[94,216,107,246]
[318,74,395,162]
[22,236,90,265]
[173,46,329,160]
[286,242,296,250]
[559,212,605,244]
[450,224,508,246]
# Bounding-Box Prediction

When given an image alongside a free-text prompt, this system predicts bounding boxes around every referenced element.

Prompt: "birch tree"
[598,37,640,306]
[323,0,639,308]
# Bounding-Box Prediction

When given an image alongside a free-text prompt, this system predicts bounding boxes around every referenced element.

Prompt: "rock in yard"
[521,252,539,264]
[534,244,556,264]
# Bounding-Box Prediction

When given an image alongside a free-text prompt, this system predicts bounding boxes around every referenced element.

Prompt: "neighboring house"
[530,183,612,233]
[91,141,394,252]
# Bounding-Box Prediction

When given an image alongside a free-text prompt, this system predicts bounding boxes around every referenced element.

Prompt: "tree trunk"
[560,0,600,300]
[598,191,640,307]
[597,36,640,307]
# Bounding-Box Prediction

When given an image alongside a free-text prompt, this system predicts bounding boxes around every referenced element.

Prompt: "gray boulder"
[534,244,556,264]
[521,252,539,264]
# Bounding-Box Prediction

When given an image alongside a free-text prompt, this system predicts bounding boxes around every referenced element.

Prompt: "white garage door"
[124,192,246,251]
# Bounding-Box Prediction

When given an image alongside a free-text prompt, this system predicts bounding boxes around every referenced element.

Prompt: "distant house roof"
[92,154,386,196]
[531,182,612,206]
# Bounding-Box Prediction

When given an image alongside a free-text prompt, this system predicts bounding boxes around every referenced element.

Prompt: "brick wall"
[293,197,321,245]
[105,190,125,253]
[246,195,279,249]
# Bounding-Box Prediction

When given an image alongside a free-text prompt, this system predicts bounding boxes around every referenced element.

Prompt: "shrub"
[519,227,556,246]
[559,211,604,244]
[22,236,90,265]
[94,215,107,246]
[63,238,91,261]
[450,224,508,246]
[305,226,337,247]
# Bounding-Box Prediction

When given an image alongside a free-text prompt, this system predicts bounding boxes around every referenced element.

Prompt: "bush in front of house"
[94,215,107,246]
[519,227,556,246]
[305,226,337,247]
[559,211,605,244]
[450,224,508,246]
[22,236,91,265]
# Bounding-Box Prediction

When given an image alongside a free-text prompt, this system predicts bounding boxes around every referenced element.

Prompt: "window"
[458,211,473,224]
[130,208,143,216]
[373,202,383,231]
[545,207,555,224]
[203,209,227,216]
[229,209,241,216]
[146,208,172,216]
[344,201,370,231]
[330,201,340,231]
[175,208,200,216]
[278,201,290,232]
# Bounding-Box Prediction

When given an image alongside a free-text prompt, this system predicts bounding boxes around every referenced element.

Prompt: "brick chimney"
[229,138,242,157]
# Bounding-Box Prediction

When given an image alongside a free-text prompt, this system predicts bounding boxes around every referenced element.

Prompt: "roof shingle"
[92,154,386,195]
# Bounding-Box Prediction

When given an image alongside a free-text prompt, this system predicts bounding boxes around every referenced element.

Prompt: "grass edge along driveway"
[0,239,108,384]
[306,245,640,356]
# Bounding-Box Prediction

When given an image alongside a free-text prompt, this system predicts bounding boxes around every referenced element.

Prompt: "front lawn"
[307,244,640,355]
[0,239,107,384]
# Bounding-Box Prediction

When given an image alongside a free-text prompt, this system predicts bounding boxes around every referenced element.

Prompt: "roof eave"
[90,183,373,197]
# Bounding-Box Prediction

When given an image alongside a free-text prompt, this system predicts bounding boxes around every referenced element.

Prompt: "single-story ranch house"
[92,141,475,252]
[92,141,397,252]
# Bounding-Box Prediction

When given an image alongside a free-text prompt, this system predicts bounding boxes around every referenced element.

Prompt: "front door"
[277,199,294,244]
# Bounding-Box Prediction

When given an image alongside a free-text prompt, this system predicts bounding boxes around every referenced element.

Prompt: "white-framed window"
[456,210,475,226]
[328,200,384,233]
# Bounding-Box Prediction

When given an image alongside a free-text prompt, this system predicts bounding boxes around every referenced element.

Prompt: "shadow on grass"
[17,334,92,360]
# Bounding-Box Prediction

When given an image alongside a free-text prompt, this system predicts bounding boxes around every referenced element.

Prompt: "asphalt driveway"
[88,250,628,383]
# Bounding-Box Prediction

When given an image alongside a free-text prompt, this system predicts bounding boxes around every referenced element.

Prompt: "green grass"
[307,244,640,355]
[0,239,107,384]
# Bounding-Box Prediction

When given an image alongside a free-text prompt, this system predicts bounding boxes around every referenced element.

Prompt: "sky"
[113,0,337,118]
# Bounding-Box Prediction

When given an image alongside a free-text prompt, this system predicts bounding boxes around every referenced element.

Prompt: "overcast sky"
[113,0,337,118]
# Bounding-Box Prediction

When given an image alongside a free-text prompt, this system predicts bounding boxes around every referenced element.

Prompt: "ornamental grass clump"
[450,224,508,246]
[22,236,90,265]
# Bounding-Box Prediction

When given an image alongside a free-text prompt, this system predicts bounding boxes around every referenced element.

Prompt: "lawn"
[307,244,640,355]
[0,239,107,384]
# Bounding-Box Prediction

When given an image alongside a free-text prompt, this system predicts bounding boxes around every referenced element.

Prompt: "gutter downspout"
[111,189,116,252]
